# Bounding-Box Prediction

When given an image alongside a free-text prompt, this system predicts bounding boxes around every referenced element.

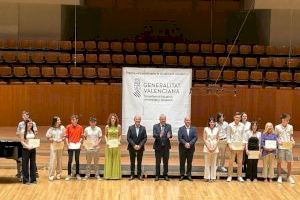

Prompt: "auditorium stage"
[0,126,299,177]
[1,126,300,199]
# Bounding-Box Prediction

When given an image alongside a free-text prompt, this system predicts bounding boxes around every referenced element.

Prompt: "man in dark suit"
[178,117,198,181]
[153,114,172,181]
[127,115,147,181]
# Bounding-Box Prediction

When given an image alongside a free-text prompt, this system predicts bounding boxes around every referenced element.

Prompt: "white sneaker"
[246,178,251,182]
[56,175,61,180]
[277,176,282,183]
[238,176,244,182]
[76,174,81,181]
[48,176,54,181]
[65,175,72,181]
[221,167,227,172]
[227,176,232,182]
[96,175,102,180]
[83,176,88,180]
[288,176,295,184]
[76,174,81,180]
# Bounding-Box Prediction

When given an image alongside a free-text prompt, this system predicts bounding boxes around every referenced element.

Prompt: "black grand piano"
[0,140,23,180]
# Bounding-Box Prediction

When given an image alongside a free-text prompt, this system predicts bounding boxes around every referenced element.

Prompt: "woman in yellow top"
[104,113,122,179]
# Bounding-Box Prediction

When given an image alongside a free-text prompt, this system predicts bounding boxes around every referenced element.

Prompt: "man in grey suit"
[153,114,172,181]
[178,117,198,181]
[127,115,147,181]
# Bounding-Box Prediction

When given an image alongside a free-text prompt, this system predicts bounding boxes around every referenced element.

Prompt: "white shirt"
[17,121,38,134]
[275,124,293,149]
[243,131,261,145]
[186,126,190,137]
[84,126,102,149]
[135,126,140,137]
[46,125,65,140]
[227,122,245,143]
[203,127,219,153]
[216,121,228,139]
[22,131,35,148]
[25,132,35,139]
[242,121,251,134]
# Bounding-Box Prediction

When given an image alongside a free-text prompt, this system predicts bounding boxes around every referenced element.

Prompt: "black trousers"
[68,149,80,175]
[22,148,36,183]
[246,159,258,180]
[243,150,248,172]
[179,146,195,176]
[129,149,144,176]
[155,146,169,176]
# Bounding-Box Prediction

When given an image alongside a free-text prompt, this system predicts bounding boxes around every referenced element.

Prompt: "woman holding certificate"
[46,116,65,181]
[20,120,38,184]
[261,122,277,182]
[203,117,219,182]
[244,121,261,182]
[104,113,122,179]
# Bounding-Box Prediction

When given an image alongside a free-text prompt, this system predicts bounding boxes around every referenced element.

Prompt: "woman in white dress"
[203,117,219,182]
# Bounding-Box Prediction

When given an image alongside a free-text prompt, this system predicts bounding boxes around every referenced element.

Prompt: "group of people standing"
[16,111,296,185]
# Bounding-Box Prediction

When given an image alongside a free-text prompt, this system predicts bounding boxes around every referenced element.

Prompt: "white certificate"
[107,139,120,148]
[68,142,81,149]
[281,142,293,150]
[265,140,276,149]
[83,140,95,150]
[248,151,260,159]
[28,139,40,148]
[229,142,244,150]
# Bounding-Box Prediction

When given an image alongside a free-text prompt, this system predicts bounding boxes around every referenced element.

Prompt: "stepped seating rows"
[1,39,300,56]
[0,39,300,87]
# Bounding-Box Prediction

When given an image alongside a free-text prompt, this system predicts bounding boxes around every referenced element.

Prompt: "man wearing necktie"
[178,117,198,181]
[153,114,172,181]
[127,115,147,181]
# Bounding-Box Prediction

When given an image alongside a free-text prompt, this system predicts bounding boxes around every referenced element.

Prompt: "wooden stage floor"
[0,169,300,200]
[1,126,300,199]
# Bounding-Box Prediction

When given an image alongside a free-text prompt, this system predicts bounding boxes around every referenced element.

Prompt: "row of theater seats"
[1,52,300,68]
[1,39,300,56]
[0,65,299,85]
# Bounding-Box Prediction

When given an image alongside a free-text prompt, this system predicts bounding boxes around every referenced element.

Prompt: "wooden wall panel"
[0,85,299,131]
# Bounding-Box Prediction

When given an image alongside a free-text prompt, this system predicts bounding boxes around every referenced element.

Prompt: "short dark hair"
[280,113,291,119]
[207,117,216,127]
[70,114,79,120]
[234,112,241,116]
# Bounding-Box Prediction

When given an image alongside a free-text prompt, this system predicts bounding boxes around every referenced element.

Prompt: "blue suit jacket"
[178,125,198,150]
[153,123,172,150]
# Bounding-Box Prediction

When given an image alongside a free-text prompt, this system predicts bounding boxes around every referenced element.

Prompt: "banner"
[122,67,192,136]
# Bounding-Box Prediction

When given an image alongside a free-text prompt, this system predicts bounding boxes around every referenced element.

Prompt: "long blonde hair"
[263,122,274,134]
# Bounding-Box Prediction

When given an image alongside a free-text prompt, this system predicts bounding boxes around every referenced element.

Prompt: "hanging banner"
[122,67,192,135]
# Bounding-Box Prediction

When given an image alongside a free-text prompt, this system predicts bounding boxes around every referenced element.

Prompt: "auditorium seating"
[0,38,300,88]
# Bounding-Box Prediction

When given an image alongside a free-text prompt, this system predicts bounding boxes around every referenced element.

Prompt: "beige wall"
[0,0,80,5]
[255,0,300,10]
[0,2,62,39]
[0,3,19,38]
[270,10,300,46]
